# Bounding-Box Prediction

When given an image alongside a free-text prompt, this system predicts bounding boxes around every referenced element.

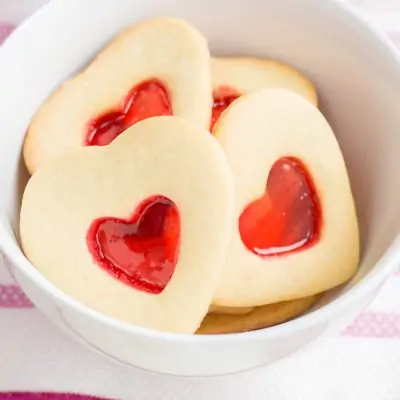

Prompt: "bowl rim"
[0,0,400,344]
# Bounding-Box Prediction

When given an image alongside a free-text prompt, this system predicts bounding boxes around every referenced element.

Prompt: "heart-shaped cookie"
[198,295,319,334]
[212,88,359,307]
[20,117,234,334]
[210,57,317,131]
[24,18,212,174]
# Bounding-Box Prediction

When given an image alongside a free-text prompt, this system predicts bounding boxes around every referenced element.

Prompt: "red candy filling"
[239,157,321,258]
[87,196,180,294]
[210,86,240,131]
[86,80,172,146]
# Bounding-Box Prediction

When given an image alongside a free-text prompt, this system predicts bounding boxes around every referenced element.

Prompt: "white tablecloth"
[1,1,400,399]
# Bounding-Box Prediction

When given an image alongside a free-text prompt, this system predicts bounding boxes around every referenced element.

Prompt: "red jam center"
[87,196,180,294]
[86,80,172,146]
[210,86,240,131]
[239,157,321,258]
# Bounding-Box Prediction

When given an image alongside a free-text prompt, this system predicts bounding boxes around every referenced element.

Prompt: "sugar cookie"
[210,57,317,130]
[20,117,234,334]
[24,18,212,174]
[212,88,359,307]
[198,295,319,334]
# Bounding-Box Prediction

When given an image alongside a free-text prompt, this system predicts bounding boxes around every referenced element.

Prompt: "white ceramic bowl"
[0,0,399,377]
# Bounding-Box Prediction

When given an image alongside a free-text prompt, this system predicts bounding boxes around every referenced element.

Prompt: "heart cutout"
[239,157,321,257]
[86,79,172,146]
[87,196,180,294]
[210,86,240,131]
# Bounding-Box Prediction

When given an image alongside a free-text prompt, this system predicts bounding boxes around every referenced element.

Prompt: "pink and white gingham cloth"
[1,1,400,399]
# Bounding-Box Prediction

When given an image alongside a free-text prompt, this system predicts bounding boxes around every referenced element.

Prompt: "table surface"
[1,1,400,399]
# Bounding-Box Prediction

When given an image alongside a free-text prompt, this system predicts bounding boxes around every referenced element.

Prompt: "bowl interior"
[0,0,399,324]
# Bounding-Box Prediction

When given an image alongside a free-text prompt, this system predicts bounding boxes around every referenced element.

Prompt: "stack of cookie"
[19,18,359,335]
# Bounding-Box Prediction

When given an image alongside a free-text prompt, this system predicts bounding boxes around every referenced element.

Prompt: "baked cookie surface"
[212,88,359,307]
[198,295,319,334]
[20,117,234,334]
[210,57,317,130]
[24,18,212,174]
[208,305,254,315]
